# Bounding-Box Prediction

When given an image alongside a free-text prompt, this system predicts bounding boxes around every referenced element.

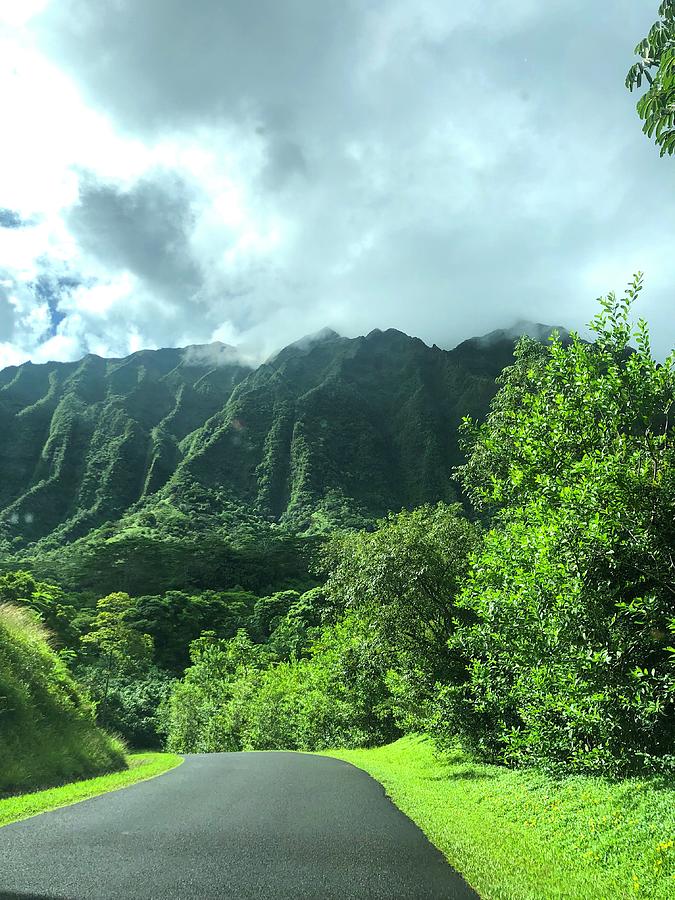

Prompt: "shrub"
[163,614,399,752]
[322,503,480,731]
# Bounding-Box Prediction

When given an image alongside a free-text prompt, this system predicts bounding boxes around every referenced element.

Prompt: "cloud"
[0,0,669,367]
[260,137,308,191]
[32,0,365,136]
[0,263,83,365]
[0,209,27,229]
[66,172,202,303]
[31,273,75,335]
[61,166,294,354]
[182,341,251,369]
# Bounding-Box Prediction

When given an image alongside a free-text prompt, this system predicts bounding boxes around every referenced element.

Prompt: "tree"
[626,1,675,156]
[0,570,79,649]
[81,592,154,715]
[322,503,481,729]
[131,589,258,672]
[162,614,399,753]
[448,275,675,774]
[250,591,301,641]
[161,629,271,752]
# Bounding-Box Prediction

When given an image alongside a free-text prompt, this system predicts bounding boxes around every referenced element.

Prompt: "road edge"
[0,752,183,829]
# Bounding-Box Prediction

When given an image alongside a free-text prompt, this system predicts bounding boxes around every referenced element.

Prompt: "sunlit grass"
[0,752,183,828]
[320,735,675,900]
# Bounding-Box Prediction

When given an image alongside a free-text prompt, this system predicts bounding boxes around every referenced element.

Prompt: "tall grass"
[0,603,126,794]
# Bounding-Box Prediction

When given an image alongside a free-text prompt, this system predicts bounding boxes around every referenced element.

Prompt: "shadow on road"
[0,893,73,900]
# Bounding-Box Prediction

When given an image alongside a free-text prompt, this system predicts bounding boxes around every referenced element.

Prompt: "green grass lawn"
[0,752,182,828]
[321,736,675,900]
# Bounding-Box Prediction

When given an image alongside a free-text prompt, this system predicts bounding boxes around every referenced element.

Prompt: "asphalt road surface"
[0,752,478,900]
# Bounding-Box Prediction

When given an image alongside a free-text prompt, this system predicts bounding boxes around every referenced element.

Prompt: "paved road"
[0,753,478,900]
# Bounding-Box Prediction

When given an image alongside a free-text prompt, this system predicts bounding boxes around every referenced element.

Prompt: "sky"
[0,0,673,368]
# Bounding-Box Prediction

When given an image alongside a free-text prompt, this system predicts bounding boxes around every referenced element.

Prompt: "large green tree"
[626,1,675,155]
[448,276,675,775]
[81,592,154,713]
[81,592,154,671]
[322,503,481,730]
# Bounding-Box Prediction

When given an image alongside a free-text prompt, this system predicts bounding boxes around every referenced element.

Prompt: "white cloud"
[68,273,136,317]
[31,331,81,363]
[0,0,48,29]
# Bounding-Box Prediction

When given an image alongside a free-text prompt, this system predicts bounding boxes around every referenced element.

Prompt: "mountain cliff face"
[0,325,550,552]
[0,346,249,545]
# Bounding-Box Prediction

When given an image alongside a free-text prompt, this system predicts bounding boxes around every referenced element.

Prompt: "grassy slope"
[0,752,182,828]
[321,736,674,900]
[0,603,127,793]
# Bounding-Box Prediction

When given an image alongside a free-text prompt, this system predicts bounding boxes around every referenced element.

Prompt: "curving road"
[0,752,478,900]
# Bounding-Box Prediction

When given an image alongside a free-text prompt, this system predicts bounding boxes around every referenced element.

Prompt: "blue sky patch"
[32,274,80,337]
[0,208,26,229]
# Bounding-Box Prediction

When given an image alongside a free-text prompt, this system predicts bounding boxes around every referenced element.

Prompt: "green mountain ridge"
[0,323,560,556]
[0,347,250,545]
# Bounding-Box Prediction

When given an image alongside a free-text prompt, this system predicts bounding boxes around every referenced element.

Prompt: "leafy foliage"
[626,1,675,156]
[0,566,336,749]
[81,592,154,672]
[75,592,159,747]
[322,503,480,730]
[131,588,258,672]
[18,518,317,599]
[162,600,399,752]
[448,275,675,774]
[74,664,175,749]
[162,504,478,751]
[0,570,80,649]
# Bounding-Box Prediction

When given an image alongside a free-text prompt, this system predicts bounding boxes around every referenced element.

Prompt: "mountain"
[0,346,250,546]
[0,323,553,557]
[452,321,570,376]
[149,327,506,534]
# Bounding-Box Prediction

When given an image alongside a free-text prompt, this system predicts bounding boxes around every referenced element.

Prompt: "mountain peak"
[181,342,247,368]
[365,327,410,342]
[505,320,570,341]
[266,327,342,364]
[455,320,570,352]
[286,327,341,348]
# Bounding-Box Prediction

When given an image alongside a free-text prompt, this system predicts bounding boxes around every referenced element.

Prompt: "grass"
[0,752,183,828]
[320,735,675,900]
[0,602,127,793]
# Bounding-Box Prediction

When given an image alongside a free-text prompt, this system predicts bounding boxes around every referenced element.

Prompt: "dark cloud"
[66,172,203,304]
[261,137,308,190]
[33,0,362,136]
